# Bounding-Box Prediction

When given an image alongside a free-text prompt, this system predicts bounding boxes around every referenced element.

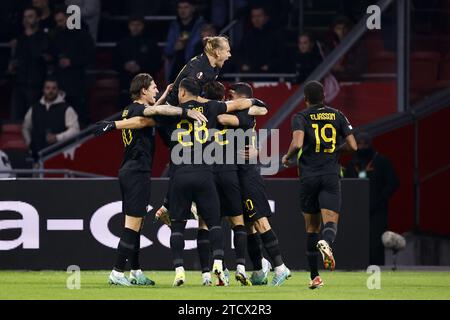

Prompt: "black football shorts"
[299,174,341,214]
[118,169,151,217]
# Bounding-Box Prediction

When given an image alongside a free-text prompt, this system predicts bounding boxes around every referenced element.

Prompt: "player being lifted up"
[218,82,291,286]
[163,78,268,287]
[282,81,357,289]
[155,36,232,222]
[95,73,206,286]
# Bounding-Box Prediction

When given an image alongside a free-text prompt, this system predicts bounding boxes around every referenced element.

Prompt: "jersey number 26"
[311,123,336,153]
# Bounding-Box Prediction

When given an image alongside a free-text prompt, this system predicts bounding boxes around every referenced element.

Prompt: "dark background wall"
[0,179,369,270]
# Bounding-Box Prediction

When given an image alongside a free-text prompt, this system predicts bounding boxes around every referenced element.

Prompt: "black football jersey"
[166,100,228,174]
[120,103,156,172]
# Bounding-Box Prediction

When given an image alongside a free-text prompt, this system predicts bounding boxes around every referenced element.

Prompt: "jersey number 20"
[312,123,336,153]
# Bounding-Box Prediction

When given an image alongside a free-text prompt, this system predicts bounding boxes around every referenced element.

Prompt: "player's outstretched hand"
[251,98,269,109]
[94,121,116,136]
[281,154,291,168]
[238,146,258,161]
[187,109,208,123]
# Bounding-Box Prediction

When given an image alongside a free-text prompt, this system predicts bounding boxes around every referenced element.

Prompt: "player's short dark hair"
[179,77,201,97]
[229,82,253,98]
[203,81,225,100]
[129,73,153,100]
[304,80,324,104]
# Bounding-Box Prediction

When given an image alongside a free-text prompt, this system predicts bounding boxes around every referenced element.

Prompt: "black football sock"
[114,228,139,272]
[232,225,247,267]
[306,232,320,280]
[247,232,263,270]
[322,222,338,246]
[260,229,284,267]
[130,231,141,270]
[197,229,211,273]
[209,226,224,262]
[170,221,187,268]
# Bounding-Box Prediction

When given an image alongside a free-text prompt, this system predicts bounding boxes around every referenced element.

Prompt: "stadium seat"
[367,51,396,73]
[437,35,450,54]
[365,32,385,60]
[87,77,120,122]
[1,123,22,134]
[0,139,27,150]
[410,51,441,94]
[435,52,450,89]
[412,35,440,52]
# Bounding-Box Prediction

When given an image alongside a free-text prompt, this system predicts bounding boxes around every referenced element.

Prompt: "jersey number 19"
[311,123,336,153]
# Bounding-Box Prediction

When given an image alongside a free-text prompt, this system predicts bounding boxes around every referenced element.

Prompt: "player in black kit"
[96,73,206,286]
[217,82,291,286]
[155,36,232,221]
[282,81,357,289]
[164,78,267,286]
[193,81,268,286]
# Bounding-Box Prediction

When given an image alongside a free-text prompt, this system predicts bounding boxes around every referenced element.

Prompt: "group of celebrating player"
[96,36,357,290]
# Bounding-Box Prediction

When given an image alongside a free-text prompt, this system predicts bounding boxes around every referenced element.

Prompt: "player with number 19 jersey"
[291,105,353,179]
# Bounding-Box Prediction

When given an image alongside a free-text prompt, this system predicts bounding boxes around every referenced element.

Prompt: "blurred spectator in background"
[8,6,49,122]
[239,5,283,73]
[344,132,399,265]
[49,7,94,127]
[65,0,101,41]
[326,16,367,80]
[164,0,205,82]
[193,24,217,56]
[290,32,322,83]
[114,15,162,108]
[32,0,54,34]
[22,78,80,161]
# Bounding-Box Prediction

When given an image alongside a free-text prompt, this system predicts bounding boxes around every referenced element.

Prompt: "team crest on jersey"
[196,72,204,79]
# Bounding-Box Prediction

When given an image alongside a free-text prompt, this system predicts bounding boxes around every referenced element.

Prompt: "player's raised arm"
[217,114,240,126]
[94,117,156,136]
[154,83,173,106]
[248,106,268,116]
[143,105,207,123]
[225,98,268,112]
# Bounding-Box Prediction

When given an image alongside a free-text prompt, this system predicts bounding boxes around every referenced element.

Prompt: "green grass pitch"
[0,271,449,300]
